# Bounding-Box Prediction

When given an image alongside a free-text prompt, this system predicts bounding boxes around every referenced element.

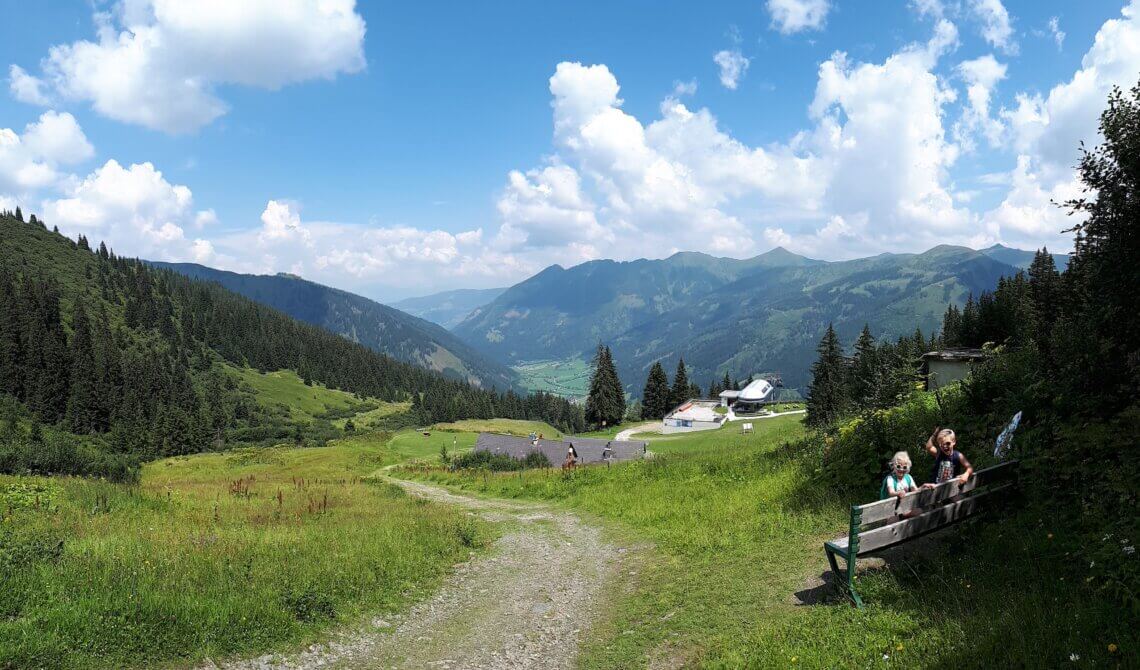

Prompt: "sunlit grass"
[0,432,486,669]
[404,414,1136,668]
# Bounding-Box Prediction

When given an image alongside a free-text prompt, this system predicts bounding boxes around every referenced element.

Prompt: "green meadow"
[407,414,1135,668]
[0,431,487,669]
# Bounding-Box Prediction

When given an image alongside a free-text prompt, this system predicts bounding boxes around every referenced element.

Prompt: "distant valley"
[392,287,506,329]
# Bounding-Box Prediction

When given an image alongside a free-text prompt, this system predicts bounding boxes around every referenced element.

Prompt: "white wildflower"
[1070,652,1080,661]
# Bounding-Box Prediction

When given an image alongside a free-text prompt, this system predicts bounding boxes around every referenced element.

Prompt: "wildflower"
[1069,653,1079,661]
[1107,644,1117,653]
[883,654,890,661]
[1089,561,1095,569]
[1048,533,1054,539]
[896,643,904,651]
[1124,546,1135,555]
[791,657,798,663]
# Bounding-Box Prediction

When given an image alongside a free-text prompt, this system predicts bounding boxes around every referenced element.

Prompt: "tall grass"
[0,431,486,669]
[407,415,1136,668]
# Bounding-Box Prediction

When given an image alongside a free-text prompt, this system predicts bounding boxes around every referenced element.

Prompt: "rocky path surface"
[614,422,660,441]
[205,477,627,670]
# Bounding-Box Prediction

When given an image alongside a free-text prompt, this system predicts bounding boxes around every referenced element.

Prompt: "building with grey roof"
[474,433,646,466]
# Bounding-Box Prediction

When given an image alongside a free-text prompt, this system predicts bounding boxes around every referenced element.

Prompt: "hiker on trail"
[922,427,974,487]
[566,443,579,466]
[880,451,918,500]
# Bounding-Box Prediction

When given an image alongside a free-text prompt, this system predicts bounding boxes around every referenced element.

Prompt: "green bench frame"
[824,460,1020,607]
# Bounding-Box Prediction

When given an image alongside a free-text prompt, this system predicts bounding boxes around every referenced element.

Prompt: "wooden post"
[847,505,864,608]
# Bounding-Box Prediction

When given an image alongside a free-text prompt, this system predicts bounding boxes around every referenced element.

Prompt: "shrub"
[450,449,551,471]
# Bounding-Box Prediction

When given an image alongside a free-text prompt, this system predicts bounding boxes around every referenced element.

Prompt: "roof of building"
[719,389,741,398]
[738,378,774,402]
[474,433,646,465]
[922,348,987,362]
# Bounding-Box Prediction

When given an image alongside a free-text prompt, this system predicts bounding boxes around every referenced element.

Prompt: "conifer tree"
[1028,248,1061,332]
[641,361,670,420]
[806,324,849,427]
[65,301,101,433]
[849,325,879,407]
[585,345,624,427]
[668,358,690,410]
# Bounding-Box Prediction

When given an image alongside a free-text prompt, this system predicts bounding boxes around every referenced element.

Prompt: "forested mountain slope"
[0,213,583,478]
[152,262,516,389]
[610,245,1018,389]
[452,248,820,364]
[451,243,1021,392]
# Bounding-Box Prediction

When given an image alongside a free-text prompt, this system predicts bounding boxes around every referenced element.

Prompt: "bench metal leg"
[825,544,841,578]
[846,506,865,609]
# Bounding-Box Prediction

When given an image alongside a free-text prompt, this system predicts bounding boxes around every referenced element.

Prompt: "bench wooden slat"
[857,461,1019,526]
[832,483,1013,557]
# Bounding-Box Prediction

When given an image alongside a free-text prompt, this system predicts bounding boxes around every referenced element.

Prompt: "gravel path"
[615,422,660,441]
[203,477,628,670]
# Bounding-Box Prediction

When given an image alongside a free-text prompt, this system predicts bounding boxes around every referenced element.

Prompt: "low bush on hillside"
[449,449,551,471]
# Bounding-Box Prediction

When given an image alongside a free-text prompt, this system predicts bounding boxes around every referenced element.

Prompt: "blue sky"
[1,1,1136,301]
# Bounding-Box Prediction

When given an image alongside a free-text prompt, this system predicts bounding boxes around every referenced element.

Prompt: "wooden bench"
[824,460,1019,607]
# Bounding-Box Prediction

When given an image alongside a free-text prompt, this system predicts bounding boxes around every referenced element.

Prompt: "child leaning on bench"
[880,451,918,500]
[921,426,974,488]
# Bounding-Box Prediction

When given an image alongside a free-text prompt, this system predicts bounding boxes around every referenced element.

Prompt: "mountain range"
[452,244,1066,392]
[151,263,518,390]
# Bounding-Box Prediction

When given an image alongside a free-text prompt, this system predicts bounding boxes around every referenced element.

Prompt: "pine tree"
[849,325,879,407]
[941,304,962,346]
[585,345,624,427]
[1028,248,1061,333]
[669,358,690,410]
[641,361,670,420]
[806,324,850,427]
[65,301,102,433]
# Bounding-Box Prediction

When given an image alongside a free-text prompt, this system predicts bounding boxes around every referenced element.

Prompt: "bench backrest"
[856,460,1019,527]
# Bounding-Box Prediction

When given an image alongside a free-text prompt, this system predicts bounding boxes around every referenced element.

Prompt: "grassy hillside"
[153,262,517,390]
[404,413,1135,667]
[0,431,486,669]
[513,357,592,399]
[231,368,373,422]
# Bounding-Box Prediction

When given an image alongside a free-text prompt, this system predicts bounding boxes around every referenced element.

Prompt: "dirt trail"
[205,477,628,670]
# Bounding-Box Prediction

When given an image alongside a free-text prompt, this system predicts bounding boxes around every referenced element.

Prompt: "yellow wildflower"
[1108,643,1118,653]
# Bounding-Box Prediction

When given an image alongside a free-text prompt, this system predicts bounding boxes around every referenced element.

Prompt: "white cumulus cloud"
[41,159,216,262]
[713,50,750,90]
[16,0,366,133]
[767,0,831,34]
[954,55,1007,151]
[8,65,52,106]
[968,0,1017,54]
[0,111,93,195]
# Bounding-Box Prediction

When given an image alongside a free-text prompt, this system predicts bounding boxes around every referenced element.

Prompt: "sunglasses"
[893,463,911,472]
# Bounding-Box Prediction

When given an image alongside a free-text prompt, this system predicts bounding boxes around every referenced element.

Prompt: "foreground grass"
[407,416,1136,668]
[0,432,486,669]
